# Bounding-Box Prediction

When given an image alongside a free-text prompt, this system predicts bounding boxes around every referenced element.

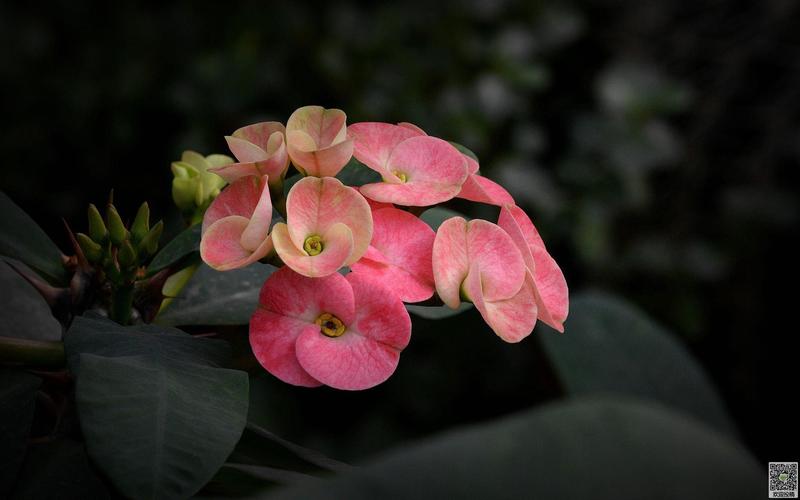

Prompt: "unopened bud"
[130,202,150,243]
[118,240,137,268]
[106,205,129,246]
[138,220,164,257]
[87,204,108,243]
[76,232,104,263]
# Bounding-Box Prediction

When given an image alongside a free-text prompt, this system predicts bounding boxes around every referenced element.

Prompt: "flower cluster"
[199,105,568,390]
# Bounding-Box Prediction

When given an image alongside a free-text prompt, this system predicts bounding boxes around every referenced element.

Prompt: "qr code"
[770,462,798,498]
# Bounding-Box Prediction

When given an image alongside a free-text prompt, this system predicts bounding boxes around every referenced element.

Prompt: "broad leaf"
[65,314,231,373]
[539,291,737,435]
[0,260,61,341]
[420,206,467,232]
[147,223,201,274]
[76,353,248,500]
[11,437,112,499]
[406,302,472,320]
[0,192,68,284]
[264,397,760,500]
[335,158,381,187]
[0,369,41,495]
[156,263,276,326]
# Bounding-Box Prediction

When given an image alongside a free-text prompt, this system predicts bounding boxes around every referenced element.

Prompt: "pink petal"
[232,121,286,154]
[348,122,422,175]
[465,264,538,343]
[295,273,410,390]
[200,216,273,271]
[207,162,262,184]
[249,267,356,387]
[285,177,372,266]
[240,177,273,251]
[202,176,266,234]
[397,122,427,135]
[431,217,470,309]
[463,154,480,175]
[432,217,526,309]
[498,205,569,332]
[272,222,354,277]
[359,136,468,207]
[225,136,268,163]
[286,136,354,177]
[351,207,435,302]
[287,106,348,147]
[457,174,515,206]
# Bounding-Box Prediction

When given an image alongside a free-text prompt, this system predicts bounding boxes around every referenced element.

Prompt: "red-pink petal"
[457,174,515,206]
[285,177,372,266]
[295,273,410,390]
[232,121,286,155]
[360,136,468,207]
[463,155,480,175]
[287,135,354,177]
[397,122,427,135]
[286,106,352,177]
[249,267,356,387]
[202,176,265,234]
[207,162,262,184]
[351,207,435,302]
[498,205,569,332]
[348,122,422,175]
[432,217,470,309]
[240,177,274,251]
[465,265,538,343]
[200,216,273,271]
[272,222,354,277]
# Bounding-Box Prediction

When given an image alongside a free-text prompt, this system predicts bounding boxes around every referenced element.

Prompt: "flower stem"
[0,336,65,367]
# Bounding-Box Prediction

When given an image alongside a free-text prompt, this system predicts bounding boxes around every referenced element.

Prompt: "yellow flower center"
[315,312,346,337]
[303,235,324,256]
[393,171,408,183]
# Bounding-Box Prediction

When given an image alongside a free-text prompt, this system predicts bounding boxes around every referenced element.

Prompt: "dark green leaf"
[0,260,61,341]
[0,369,41,495]
[539,291,737,435]
[64,314,231,374]
[76,353,248,500]
[11,437,113,500]
[335,158,381,187]
[420,206,468,232]
[147,223,201,274]
[448,141,479,162]
[0,192,68,284]
[263,397,760,500]
[156,263,276,326]
[406,302,472,320]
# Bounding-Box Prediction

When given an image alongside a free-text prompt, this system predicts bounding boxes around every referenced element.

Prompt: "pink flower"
[250,267,411,390]
[432,217,538,342]
[497,205,569,332]
[455,155,515,207]
[271,176,372,277]
[200,175,273,271]
[209,122,290,190]
[286,105,353,177]
[348,122,468,206]
[351,206,435,303]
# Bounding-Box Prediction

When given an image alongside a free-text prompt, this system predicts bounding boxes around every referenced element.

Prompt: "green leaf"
[0,192,67,285]
[0,369,41,495]
[335,157,381,187]
[0,260,62,341]
[75,353,248,500]
[406,302,472,320]
[448,141,479,162]
[420,206,468,232]
[263,397,760,500]
[147,223,201,274]
[64,314,231,373]
[11,437,112,499]
[539,291,737,435]
[156,263,276,326]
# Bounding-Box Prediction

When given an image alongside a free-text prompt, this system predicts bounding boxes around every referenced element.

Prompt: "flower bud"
[106,205,129,246]
[87,204,108,243]
[118,240,137,268]
[170,151,230,217]
[130,202,150,243]
[138,220,164,258]
[76,232,104,263]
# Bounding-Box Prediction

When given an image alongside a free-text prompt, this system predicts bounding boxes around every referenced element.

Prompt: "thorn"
[62,219,90,271]
[5,259,70,310]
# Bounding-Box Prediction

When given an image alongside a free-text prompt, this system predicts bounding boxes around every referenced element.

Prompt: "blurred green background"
[1,0,797,464]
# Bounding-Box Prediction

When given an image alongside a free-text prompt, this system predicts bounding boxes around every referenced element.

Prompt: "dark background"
[1,0,797,463]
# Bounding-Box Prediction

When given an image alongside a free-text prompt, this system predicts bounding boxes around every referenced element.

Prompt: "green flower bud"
[138,220,164,258]
[170,150,231,216]
[106,205,129,246]
[76,232,104,263]
[87,204,108,243]
[130,202,150,243]
[118,240,137,268]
